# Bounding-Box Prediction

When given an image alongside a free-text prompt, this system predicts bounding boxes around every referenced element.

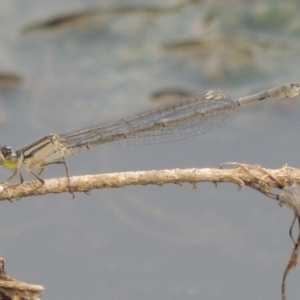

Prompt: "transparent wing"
[60,90,237,156]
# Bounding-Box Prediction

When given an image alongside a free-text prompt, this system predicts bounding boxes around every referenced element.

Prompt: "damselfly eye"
[0,146,14,158]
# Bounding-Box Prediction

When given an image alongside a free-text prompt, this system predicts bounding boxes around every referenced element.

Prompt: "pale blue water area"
[1,1,300,300]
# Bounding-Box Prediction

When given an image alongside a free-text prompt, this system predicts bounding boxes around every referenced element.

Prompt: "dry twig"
[0,257,44,300]
[0,164,299,201]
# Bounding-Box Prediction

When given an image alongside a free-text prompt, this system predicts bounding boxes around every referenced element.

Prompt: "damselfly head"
[0,146,15,158]
[0,146,20,170]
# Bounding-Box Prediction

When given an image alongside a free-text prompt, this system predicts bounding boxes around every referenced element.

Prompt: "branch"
[0,257,44,300]
[1,163,300,201]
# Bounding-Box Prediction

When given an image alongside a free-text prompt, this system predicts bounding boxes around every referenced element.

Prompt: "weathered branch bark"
[1,163,300,201]
[0,257,44,300]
